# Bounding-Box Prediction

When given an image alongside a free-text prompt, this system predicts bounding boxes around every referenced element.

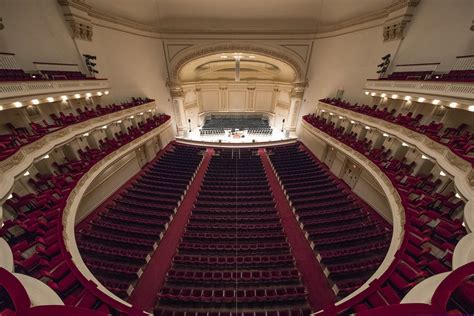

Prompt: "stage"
[178,127,293,144]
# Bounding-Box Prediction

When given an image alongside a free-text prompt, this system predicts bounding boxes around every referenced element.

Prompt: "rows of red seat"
[0,97,154,161]
[155,149,312,316]
[0,113,170,315]
[381,69,474,82]
[77,145,204,299]
[267,144,391,299]
[302,115,468,314]
[320,98,474,166]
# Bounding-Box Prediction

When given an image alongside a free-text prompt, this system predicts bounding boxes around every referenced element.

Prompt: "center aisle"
[258,148,336,311]
[128,148,214,312]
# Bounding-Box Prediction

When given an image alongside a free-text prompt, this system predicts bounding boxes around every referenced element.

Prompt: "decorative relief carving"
[69,20,93,41]
[170,87,184,98]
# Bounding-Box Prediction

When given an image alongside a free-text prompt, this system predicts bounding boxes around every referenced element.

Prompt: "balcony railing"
[0,79,110,101]
[365,79,474,102]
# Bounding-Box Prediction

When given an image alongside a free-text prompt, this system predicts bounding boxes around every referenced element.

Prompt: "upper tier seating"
[380,70,474,82]
[302,115,468,314]
[320,98,474,166]
[155,149,311,316]
[0,112,170,315]
[202,115,271,130]
[0,97,153,162]
[268,144,392,299]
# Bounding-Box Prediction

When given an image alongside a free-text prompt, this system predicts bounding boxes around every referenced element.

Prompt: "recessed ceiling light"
[402,142,409,147]
[365,91,370,95]
[432,99,440,105]
[381,93,386,98]
[421,154,429,159]
[23,171,30,176]
[371,92,376,96]
[31,99,39,105]
[7,194,13,199]
[14,101,22,108]
[417,97,425,102]
[130,115,134,119]
[329,112,334,116]
[404,96,411,101]
[0,106,3,111]
[321,109,326,112]
[117,120,122,123]
[449,102,458,108]
[383,133,389,137]
[61,95,68,101]
[102,125,107,129]
[97,92,103,96]
[86,93,92,98]
[104,91,109,95]
[74,94,81,99]
[43,154,49,159]
[455,193,461,199]
[140,112,144,115]
[83,133,89,137]
[365,126,371,130]
[392,94,398,99]
[47,97,54,102]
[439,170,446,176]
[468,105,474,112]
[350,120,355,124]
[339,116,344,119]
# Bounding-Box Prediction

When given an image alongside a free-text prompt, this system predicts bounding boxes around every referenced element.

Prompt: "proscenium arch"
[169,41,307,85]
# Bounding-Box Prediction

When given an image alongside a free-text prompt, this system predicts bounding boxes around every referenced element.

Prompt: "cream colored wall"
[0,0,83,71]
[299,130,393,223]
[75,150,141,223]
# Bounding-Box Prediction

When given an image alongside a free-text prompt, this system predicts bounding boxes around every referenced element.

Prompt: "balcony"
[0,79,111,106]
[365,79,474,105]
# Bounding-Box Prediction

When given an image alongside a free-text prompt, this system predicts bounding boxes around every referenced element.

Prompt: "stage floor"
[180,127,291,144]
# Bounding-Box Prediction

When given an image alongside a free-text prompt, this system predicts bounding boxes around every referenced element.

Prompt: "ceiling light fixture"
[365,126,371,130]
[421,154,429,160]
[339,116,344,119]
[350,120,355,124]
[104,91,109,95]
[449,102,458,108]
[468,105,474,112]
[14,101,22,108]
[97,92,103,96]
[74,94,81,99]
[23,171,30,176]
[31,99,39,105]
[439,170,446,177]
[381,93,386,98]
[0,106,3,111]
[417,97,425,102]
[404,96,411,101]
[383,133,389,137]
[371,92,376,96]
[43,154,49,159]
[61,95,68,101]
[365,91,370,95]
[7,194,13,199]
[402,142,409,147]
[392,94,398,99]
[47,97,54,102]
[455,193,461,199]
[86,93,92,98]
[432,99,440,105]
[83,133,89,137]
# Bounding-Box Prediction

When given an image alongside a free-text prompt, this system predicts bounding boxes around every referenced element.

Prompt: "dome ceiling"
[178,53,297,82]
[82,0,396,33]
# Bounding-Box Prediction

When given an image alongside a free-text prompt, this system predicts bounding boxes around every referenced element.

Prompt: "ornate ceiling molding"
[168,41,307,86]
[57,0,420,38]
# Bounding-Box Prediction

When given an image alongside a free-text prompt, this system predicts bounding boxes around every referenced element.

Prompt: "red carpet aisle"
[128,148,214,312]
[259,148,336,311]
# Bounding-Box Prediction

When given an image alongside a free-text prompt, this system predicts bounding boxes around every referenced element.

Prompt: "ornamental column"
[287,87,304,135]
[170,87,187,136]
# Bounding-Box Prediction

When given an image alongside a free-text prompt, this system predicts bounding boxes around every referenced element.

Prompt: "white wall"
[392,0,473,72]
[0,0,83,71]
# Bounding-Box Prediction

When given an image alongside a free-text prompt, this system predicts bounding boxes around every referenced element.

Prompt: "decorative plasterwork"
[382,0,420,41]
[0,101,158,202]
[58,0,94,41]
[168,42,307,85]
[317,101,473,200]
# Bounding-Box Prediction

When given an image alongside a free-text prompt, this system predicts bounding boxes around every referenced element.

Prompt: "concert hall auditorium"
[0,0,473,315]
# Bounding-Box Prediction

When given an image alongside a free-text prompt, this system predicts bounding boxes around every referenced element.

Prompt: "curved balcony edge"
[59,119,173,311]
[0,101,159,201]
[316,101,474,231]
[300,121,405,307]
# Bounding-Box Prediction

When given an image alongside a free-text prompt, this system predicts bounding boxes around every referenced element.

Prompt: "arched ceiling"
[178,53,297,82]
[82,0,397,33]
